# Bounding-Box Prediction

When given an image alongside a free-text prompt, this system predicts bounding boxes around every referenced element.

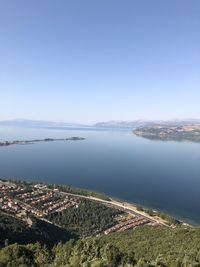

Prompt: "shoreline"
[52,183,195,227]
[110,195,197,226]
[1,178,193,227]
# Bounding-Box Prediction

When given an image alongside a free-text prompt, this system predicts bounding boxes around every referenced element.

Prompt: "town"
[0,180,81,219]
[0,179,160,235]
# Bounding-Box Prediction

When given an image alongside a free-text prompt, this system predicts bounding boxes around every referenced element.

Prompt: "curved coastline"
[0,178,193,228]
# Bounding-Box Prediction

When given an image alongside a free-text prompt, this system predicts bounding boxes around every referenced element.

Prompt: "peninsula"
[133,124,200,142]
[0,137,85,147]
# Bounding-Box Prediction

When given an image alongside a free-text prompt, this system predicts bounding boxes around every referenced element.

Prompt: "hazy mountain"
[0,119,86,128]
[1,119,200,129]
[94,120,154,128]
[94,119,200,129]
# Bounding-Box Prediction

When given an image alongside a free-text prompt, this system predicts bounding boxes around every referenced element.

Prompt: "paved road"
[56,190,169,227]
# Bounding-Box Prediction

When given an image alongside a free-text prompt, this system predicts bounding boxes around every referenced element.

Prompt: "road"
[56,190,169,227]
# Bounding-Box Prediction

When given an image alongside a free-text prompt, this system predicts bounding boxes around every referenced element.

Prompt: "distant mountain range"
[0,119,86,128]
[1,119,200,129]
[94,119,200,128]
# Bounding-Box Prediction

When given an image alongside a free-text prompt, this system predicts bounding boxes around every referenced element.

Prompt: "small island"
[133,124,200,142]
[0,137,85,147]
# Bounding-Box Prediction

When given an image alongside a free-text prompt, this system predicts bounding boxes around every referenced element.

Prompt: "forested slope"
[0,225,200,266]
[0,211,75,247]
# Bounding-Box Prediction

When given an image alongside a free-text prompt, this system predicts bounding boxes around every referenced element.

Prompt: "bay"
[0,126,200,224]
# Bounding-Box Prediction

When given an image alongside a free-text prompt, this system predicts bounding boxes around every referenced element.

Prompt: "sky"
[0,0,200,124]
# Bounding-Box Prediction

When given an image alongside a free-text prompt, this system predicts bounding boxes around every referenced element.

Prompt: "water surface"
[0,126,200,224]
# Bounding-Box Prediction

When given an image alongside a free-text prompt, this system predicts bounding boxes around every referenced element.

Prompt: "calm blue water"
[0,126,200,224]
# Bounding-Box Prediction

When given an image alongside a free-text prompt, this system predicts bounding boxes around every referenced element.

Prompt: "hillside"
[0,226,200,266]
[0,119,85,128]
[94,119,200,129]
[1,179,199,266]
[0,211,75,247]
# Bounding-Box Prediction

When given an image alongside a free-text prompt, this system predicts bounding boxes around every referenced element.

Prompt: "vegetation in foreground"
[0,211,75,247]
[0,226,200,266]
[1,179,199,266]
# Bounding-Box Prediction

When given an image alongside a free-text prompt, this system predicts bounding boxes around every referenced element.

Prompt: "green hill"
[0,211,75,247]
[0,224,200,266]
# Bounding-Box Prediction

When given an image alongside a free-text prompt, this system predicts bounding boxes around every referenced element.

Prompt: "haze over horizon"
[1,0,200,123]
[1,117,200,128]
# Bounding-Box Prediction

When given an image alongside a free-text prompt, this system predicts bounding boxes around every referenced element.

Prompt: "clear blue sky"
[0,0,200,123]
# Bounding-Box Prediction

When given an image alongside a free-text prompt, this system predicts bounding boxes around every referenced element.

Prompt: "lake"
[0,126,200,224]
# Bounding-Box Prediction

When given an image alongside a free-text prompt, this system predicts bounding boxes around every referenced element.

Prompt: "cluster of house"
[104,216,151,235]
[0,181,80,219]
[0,195,42,218]
[0,197,21,212]
[0,181,19,192]
[42,197,78,214]
[16,185,80,215]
